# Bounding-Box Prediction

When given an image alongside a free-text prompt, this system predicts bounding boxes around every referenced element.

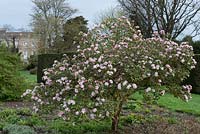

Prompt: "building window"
[23,51,28,60]
[23,42,28,46]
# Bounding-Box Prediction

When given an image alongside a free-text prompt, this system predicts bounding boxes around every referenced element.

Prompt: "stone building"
[0,28,38,62]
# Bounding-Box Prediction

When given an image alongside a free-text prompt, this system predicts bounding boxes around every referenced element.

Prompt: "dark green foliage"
[184,54,200,93]
[182,35,193,45]
[192,41,200,54]
[37,54,62,83]
[37,52,76,83]
[0,45,27,100]
[3,124,36,134]
[181,36,200,54]
[0,108,110,134]
[181,38,200,93]
[26,55,38,70]
[52,16,88,53]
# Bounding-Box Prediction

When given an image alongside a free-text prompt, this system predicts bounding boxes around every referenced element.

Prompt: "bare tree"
[94,7,125,24]
[118,0,200,39]
[31,0,77,53]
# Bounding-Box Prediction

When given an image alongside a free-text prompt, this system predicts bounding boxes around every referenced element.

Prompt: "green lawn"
[158,94,200,115]
[19,71,37,84]
[132,92,200,116]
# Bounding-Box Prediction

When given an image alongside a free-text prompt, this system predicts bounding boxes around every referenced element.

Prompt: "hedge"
[184,54,200,94]
[37,52,76,83]
[192,41,200,54]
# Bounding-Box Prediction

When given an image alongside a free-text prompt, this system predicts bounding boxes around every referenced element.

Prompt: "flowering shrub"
[23,17,196,131]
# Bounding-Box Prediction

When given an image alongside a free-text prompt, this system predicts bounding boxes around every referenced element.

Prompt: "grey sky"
[0,0,117,29]
[0,0,198,39]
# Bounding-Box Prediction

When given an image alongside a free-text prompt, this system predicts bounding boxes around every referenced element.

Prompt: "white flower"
[92,108,97,113]
[109,80,113,84]
[101,98,105,102]
[68,100,76,105]
[107,71,113,76]
[147,73,151,77]
[160,90,165,96]
[58,111,64,117]
[91,92,95,97]
[75,89,79,93]
[75,111,79,115]
[154,72,159,77]
[64,108,70,113]
[151,64,156,69]
[132,84,137,89]
[145,87,151,92]
[165,64,171,68]
[44,71,49,75]
[181,59,185,63]
[95,85,99,90]
[117,83,122,90]
[106,111,110,117]
[126,84,131,89]
[81,108,86,114]
[42,76,48,80]
[123,81,128,86]
[148,60,152,64]
[104,82,109,86]
[90,114,95,119]
[156,65,160,70]
[184,95,189,102]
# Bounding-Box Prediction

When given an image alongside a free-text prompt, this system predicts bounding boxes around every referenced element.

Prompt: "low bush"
[3,124,36,134]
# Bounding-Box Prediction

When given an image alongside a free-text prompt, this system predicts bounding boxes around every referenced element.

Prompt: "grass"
[131,92,200,116]
[158,93,200,115]
[19,71,37,84]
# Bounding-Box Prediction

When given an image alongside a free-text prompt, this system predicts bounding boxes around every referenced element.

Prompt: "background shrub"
[0,45,28,101]
[26,55,38,71]
[29,68,37,75]
[37,52,75,83]
[192,41,200,54]
[184,54,200,93]
[182,40,200,94]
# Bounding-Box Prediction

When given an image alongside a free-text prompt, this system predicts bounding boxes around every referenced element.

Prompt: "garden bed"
[0,101,200,134]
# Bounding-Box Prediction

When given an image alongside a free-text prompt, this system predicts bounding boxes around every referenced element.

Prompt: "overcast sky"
[0,0,198,39]
[0,0,117,29]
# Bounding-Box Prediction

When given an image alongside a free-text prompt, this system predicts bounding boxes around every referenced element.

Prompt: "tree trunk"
[111,99,124,133]
[112,114,119,133]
